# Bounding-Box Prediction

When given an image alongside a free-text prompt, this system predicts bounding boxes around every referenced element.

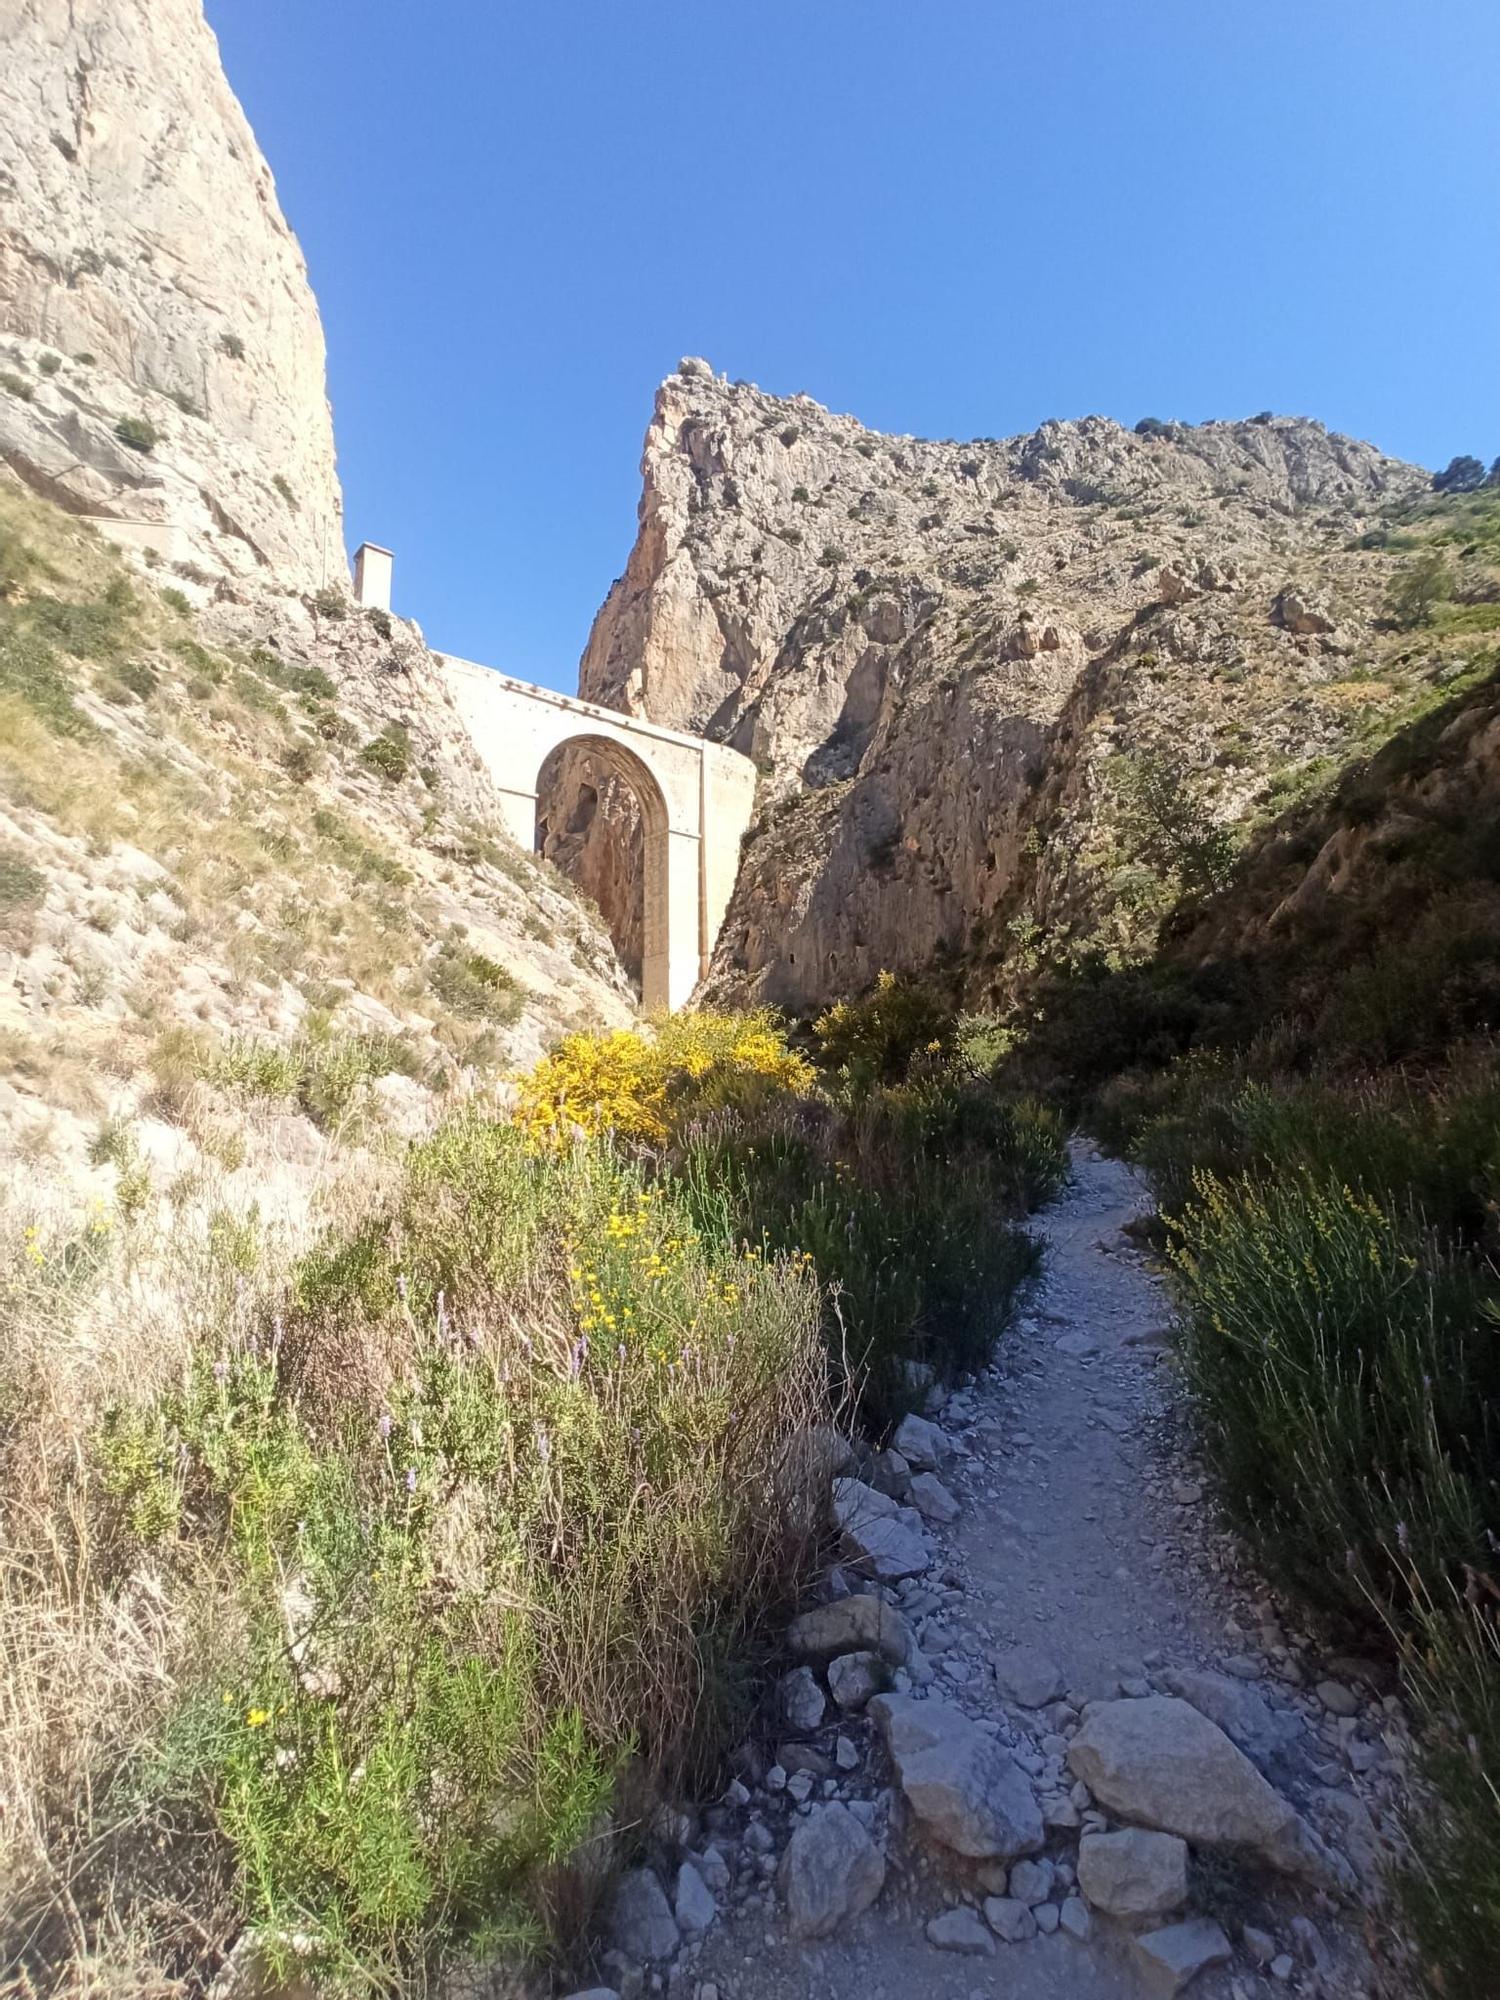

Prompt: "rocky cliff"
[0,478,631,1218]
[0,0,343,594]
[569,360,1455,1010]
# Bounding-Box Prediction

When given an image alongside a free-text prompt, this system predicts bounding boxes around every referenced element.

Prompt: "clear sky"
[208,0,1498,693]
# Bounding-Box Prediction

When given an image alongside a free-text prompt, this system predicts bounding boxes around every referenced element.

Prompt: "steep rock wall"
[0,0,343,594]
[570,359,1431,1009]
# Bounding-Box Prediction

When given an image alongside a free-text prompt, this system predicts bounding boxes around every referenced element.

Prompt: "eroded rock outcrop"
[566,360,1430,1006]
[0,0,343,593]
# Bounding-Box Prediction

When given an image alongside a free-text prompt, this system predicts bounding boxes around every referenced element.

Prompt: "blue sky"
[209,0,1498,693]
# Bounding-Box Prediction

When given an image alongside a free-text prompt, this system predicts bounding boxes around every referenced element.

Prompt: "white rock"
[993,1645,1063,1709]
[1059,1896,1092,1941]
[828,1649,888,1712]
[1160,1666,1292,1767]
[777,1803,886,1940]
[1133,1918,1233,1994]
[891,1413,953,1471]
[786,1594,918,1670]
[870,1694,1043,1860]
[779,1666,826,1733]
[926,1907,995,1955]
[1007,1856,1054,1906]
[983,1896,1038,1942]
[1068,1696,1344,1885]
[1077,1830,1188,1921]
[673,1861,716,1936]
[909,1471,961,1523]
[841,1509,932,1582]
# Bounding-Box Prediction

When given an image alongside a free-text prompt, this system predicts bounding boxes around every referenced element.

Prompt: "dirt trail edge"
[600,1143,1408,2000]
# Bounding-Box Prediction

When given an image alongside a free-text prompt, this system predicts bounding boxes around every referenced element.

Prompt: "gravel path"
[612,1145,1406,2000]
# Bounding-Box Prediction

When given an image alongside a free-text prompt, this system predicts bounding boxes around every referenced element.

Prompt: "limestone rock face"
[0,0,343,593]
[568,362,1427,1007]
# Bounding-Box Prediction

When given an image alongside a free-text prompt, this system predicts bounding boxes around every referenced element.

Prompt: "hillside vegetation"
[2,964,1058,1991]
[976,493,1500,1995]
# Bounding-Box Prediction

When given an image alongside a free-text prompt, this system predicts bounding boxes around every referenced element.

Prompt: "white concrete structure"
[353,542,394,613]
[442,656,757,1011]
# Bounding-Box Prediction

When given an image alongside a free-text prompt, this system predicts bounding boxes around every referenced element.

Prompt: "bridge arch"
[439,658,757,1011]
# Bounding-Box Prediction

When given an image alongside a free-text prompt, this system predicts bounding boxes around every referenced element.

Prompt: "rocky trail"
[588,1146,1410,2000]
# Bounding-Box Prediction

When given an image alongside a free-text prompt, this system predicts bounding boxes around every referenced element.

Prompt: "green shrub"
[1385,550,1452,628]
[37,353,62,377]
[219,332,246,361]
[28,577,133,658]
[429,944,524,1024]
[208,1029,417,1129]
[313,585,348,620]
[1395,1568,1500,1994]
[159,586,191,615]
[360,724,411,783]
[0,625,96,737]
[1,370,34,402]
[1167,1170,1500,1618]
[98,1124,829,1982]
[247,646,336,703]
[677,1079,1055,1428]
[109,659,159,702]
[0,848,45,912]
[815,970,951,1089]
[114,415,160,454]
[1114,753,1237,898]
[271,474,298,510]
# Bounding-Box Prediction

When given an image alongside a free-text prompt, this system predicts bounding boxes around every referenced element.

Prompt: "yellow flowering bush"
[815,969,950,1088]
[514,1008,812,1145]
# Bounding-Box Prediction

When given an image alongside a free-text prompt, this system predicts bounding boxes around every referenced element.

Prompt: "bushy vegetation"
[1007,661,1500,1994]
[2,977,1060,1993]
[114,414,160,453]
[88,1126,827,1988]
[1113,1072,1500,1995]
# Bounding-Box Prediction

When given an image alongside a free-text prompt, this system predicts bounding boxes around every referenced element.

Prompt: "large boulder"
[1275,586,1337,636]
[786,1594,917,1671]
[1077,1829,1188,1921]
[1068,1697,1342,1885]
[1160,1666,1295,1768]
[871,1695,1043,1860]
[778,1803,885,1939]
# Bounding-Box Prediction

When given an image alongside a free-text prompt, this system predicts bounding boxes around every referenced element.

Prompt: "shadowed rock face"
[0,0,343,593]
[567,359,1427,1011]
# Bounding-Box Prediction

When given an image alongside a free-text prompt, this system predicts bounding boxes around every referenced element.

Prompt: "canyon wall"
[571,358,1433,1008]
[0,0,344,593]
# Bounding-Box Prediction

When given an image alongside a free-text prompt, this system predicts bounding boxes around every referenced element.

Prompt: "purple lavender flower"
[396,1274,408,1304]
[536,1425,552,1464]
[212,1359,229,1385]
[378,1412,392,1441]
[405,1466,417,1492]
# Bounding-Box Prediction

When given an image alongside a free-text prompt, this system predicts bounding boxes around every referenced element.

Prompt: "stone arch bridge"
[440,657,757,1011]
